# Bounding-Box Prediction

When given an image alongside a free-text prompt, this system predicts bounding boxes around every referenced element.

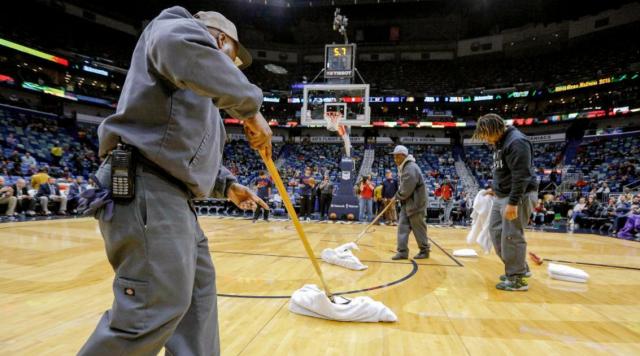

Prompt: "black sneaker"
[496,276,529,291]
[499,271,532,281]
[391,253,408,260]
[413,250,430,259]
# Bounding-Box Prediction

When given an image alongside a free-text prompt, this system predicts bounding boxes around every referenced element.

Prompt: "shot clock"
[324,43,356,79]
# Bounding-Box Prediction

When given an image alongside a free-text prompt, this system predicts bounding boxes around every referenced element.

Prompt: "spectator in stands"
[12,178,36,216]
[10,150,21,166]
[382,170,398,226]
[617,195,640,240]
[31,166,50,190]
[0,176,17,219]
[611,195,631,234]
[533,200,547,225]
[6,133,17,149]
[87,177,97,189]
[568,197,587,230]
[252,171,272,223]
[21,152,37,167]
[358,175,375,222]
[67,176,88,214]
[596,182,610,200]
[50,141,63,166]
[299,167,314,221]
[373,183,383,224]
[581,195,601,228]
[317,175,334,221]
[37,177,67,215]
[440,178,454,225]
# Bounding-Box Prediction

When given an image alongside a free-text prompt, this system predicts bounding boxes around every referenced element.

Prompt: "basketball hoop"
[325,111,343,132]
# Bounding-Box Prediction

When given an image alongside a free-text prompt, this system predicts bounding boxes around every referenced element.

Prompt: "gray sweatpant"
[79,166,219,356]
[489,192,537,278]
[396,208,430,255]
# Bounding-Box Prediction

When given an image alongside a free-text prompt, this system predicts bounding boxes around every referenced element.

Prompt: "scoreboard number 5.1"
[324,43,356,79]
[333,47,348,57]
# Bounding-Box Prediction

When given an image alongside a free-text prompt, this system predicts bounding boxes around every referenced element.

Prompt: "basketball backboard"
[300,84,370,127]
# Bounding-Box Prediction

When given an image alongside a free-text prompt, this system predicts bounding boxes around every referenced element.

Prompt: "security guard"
[79,7,272,355]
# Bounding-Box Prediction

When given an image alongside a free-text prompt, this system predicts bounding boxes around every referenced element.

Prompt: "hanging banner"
[399,137,451,145]
[309,136,364,143]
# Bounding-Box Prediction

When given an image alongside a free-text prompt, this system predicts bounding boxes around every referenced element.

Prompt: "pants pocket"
[110,276,149,334]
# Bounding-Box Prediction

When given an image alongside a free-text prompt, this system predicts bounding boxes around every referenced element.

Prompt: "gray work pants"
[396,208,430,256]
[489,192,537,278]
[79,166,219,356]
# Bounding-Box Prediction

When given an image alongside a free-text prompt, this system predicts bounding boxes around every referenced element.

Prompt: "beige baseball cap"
[194,11,252,69]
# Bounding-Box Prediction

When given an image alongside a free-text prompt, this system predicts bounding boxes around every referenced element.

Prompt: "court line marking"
[217,260,419,299]
[544,258,640,271]
[211,249,459,267]
[236,300,288,356]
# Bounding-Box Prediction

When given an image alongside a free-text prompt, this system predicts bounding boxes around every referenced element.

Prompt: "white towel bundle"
[547,263,589,283]
[321,242,368,271]
[289,284,397,322]
[452,248,479,257]
[466,190,494,254]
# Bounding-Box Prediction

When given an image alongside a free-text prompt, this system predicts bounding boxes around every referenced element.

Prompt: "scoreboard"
[324,43,356,79]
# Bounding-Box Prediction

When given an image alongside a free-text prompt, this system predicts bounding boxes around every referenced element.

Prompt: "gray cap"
[390,145,409,156]
[194,11,252,69]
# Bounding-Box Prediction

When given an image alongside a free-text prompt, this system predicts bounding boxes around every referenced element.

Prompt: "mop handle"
[259,149,335,300]
[353,197,396,244]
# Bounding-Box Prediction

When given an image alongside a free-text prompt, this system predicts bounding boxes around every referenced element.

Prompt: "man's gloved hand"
[78,185,114,222]
[227,182,269,211]
[243,112,273,159]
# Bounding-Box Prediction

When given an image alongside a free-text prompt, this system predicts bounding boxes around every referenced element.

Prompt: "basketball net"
[325,111,351,157]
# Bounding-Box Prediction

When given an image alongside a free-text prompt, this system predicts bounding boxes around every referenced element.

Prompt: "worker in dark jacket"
[473,114,538,292]
[381,170,398,225]
[79,7,272,356]
[391,145,430,260]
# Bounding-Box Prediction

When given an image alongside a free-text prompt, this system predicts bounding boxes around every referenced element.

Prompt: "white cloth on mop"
[321,242,368,271]
[547,262,589,283]
[289,284,397,322]
[466,189,494,254]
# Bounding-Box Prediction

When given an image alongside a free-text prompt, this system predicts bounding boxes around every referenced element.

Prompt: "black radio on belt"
[111,143,135,200]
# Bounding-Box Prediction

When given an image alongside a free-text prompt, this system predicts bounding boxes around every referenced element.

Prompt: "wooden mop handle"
[353,197,396,244]
[258,149,334,299]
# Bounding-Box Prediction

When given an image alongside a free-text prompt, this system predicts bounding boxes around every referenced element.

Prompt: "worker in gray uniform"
[78,7,272,355]
[390,145,431,260]
[473,113,538,292]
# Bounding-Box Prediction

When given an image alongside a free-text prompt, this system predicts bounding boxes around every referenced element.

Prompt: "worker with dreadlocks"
[472,114,538,291]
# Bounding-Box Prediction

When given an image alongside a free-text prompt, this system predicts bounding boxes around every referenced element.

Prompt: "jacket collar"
[398,154,415,173]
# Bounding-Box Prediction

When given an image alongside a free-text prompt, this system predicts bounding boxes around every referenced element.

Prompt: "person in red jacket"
[441,179,453,224]
[358,175,375,221]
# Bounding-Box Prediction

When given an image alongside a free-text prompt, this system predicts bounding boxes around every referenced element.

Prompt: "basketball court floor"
[1,217,640,355]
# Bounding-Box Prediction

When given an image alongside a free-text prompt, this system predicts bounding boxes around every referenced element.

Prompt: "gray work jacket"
[98,6,263,198]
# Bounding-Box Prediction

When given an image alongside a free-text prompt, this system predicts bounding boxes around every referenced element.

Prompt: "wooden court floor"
[1,217,640,355]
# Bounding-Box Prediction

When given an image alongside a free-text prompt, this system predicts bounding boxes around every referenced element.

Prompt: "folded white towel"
[321,242,368,271]
[289,284,397,322]
[452,248,479,257]
[548,263,589,283]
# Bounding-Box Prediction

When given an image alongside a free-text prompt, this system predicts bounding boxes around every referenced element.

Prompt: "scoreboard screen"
[324,44,356,78]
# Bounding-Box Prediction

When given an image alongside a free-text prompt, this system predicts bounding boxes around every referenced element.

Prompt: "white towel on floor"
[466,190,494,254]
[547,263,589,283]
[321,242,368,271]
[453,248,478,257]
[289,284,397,322]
